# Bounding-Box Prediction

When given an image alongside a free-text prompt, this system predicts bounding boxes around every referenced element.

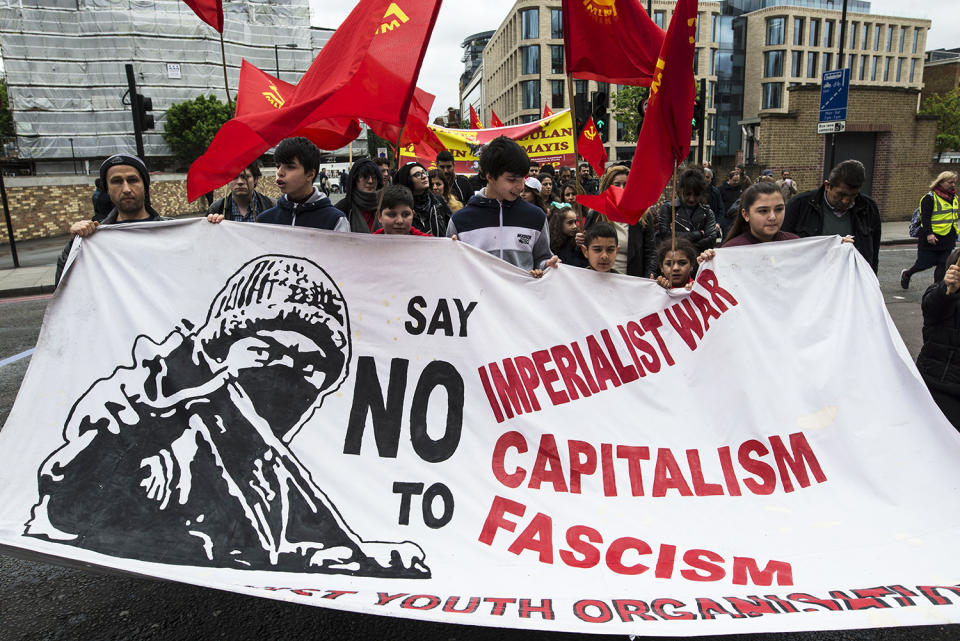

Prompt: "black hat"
[99,154,151,206]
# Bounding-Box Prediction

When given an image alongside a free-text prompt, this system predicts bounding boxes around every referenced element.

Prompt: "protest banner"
[2,221,960,636]
[400,110,575,174]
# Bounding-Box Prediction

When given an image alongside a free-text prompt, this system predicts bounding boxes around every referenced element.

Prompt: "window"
[807,52,819,78]
[521,8,538,39]
[896,57,904,82]
[849,22,858,49]
[912,28,920,54]
[521,80,540,109]
[694,47,701,74]
[883,57,891,81]
[616,119,627,141]
[550,45,564,74]
[909,58,917,83]
[873,24,882,50]
[824,53,833,71]
[550,9,562,39]
[886,25,895,51]
[762,82,782,109]
[653,10,665,28]
[712,49,719,75]
[791,51,803,77]
[809,19,820,47]
[859,55,867,80]
[898,26,906,52]
[711,14,719,42]
[521,45,539,75]
[793,17,804,46]
[575,80,588,95]
[550,79,564,109]
[871,56,879,81]
[824,20,834,47]
[764,50,784,78]
[863,23,871,48]
[849,55,857,78]
[696,13,701,42]
[709,80,717,108]
[766,17,785,45]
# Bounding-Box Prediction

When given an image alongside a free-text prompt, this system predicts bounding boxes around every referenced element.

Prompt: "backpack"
[909,192,936,238]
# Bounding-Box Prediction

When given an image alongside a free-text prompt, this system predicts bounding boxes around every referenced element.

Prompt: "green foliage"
[0,79,14,138]
[161,95,233,167]
[920,90,960,161]
[612,85,648,143]
[367,129,395,163]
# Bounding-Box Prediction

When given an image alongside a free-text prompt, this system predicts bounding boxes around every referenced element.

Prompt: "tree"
[162,95,233,168]
[0,78,14,138]
[920,90,960,162]
[611,85,648,144]
[366,128,395,164]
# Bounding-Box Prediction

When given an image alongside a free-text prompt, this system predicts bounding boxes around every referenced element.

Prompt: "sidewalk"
[0,220,915,300]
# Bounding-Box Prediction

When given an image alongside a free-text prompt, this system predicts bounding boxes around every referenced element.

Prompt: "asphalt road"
[0,246,956,641]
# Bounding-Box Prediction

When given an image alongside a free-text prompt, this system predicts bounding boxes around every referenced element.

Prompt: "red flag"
[469,105,483,129]
[234,60,360,150]
[577,116,608,178]
[490,109,504,127]
[187,0,442,201]
[562,0,665,86]
[368,87,445,158]
[182,0,222,32]
[543,104,553,118]
[578,0,698,223]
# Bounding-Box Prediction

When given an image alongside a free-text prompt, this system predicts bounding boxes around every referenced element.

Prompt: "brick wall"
[757,84,939,220]
[0,172,284,244]
[921,61,960,100]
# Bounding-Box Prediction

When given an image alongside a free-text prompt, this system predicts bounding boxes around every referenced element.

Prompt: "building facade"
[480,0,722,165]
[923,48,960,98]
[0,0,329,174]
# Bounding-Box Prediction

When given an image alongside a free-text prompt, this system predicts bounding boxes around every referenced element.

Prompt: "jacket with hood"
[446,189,553,271]
[656,200,719,252]
[334,159,383,233]
[782,185,881,273]
[258,188,349,231]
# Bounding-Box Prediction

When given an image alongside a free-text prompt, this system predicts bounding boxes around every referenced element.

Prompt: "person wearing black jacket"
[782,159,881,273]
[583,165,658,277]
[918,250,960,430]
[335,159,383,233]
[436,150,474,205]
[656,168,719,253]
[395,161,452,237]
[207,163,275,223]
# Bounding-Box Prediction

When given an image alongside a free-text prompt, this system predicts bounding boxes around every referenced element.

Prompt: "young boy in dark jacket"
[446,136,558,278]
[257,137,349,231]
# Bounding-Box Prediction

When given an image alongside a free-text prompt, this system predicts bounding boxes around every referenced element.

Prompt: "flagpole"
[219,31,232,106]
[375,126,405,220]
[565,74,583,195]
[670,164,678,253]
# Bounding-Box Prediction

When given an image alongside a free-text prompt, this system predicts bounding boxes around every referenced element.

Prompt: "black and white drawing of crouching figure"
[26,255,429,578]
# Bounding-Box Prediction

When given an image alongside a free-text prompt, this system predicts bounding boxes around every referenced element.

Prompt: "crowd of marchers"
[59,137,959,431]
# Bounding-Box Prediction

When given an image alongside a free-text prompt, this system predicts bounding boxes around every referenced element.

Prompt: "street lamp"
[274,43,298,79]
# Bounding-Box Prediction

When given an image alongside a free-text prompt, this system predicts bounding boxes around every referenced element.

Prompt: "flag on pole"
[577,116,608,178]
[187,0,442,201]
[367,87,446,158]
[469,104,483,129]
[542,104,553,118]
[182,0,222,32]
[578,0,698,223]
[490,109,504,127]
[561,0,665,86]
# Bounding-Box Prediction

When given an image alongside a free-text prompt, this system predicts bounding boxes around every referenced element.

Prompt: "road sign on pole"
[817,121,846,134]
[819,68,850,123]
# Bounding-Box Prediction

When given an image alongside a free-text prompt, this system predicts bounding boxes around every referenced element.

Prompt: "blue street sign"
[819,68,850,124]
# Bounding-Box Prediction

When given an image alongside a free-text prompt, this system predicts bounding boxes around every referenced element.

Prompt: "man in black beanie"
[56,154,171,285]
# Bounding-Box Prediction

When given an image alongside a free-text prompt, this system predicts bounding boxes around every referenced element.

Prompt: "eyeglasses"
[410,171,428,179]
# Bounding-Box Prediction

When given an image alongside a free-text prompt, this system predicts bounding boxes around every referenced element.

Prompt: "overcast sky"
[309,0,960,122]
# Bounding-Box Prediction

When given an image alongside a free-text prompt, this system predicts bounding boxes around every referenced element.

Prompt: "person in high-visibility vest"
[902,171,959,289]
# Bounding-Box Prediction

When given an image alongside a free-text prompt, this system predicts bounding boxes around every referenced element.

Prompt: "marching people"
[56,154,172,285]
[207,162,275,223]
[578,162,599,195]
[334,158,384,233]
[776,169,799,204]
[703,167,727,237]
[549,202,586,268]
[581,222,620,273]
[782,159,881,273]
[521,176,549,216]
[436,150,474,204]
[91,178,112,222]
[917,247,960,431]
[373,185,432,237]
[584,165,658,279]
[656,168,719,253]
[394,161,452,237]
[537,173,555,203]
[655,238,697,290]
[254,137,349,231]
[722,180,799,247]
[429,168,464,213]
[719,170,744,221]
[446,136,558,278]
[375,157,393,185]
[901,171,959,289]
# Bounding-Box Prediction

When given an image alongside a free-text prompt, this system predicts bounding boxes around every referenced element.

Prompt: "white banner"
[2,219,960,636]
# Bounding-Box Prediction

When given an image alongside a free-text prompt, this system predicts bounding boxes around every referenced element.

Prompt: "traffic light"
[574,92,591,137]
[692,98,703,132]
[592,91,608,143]
[135,93,155,131]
